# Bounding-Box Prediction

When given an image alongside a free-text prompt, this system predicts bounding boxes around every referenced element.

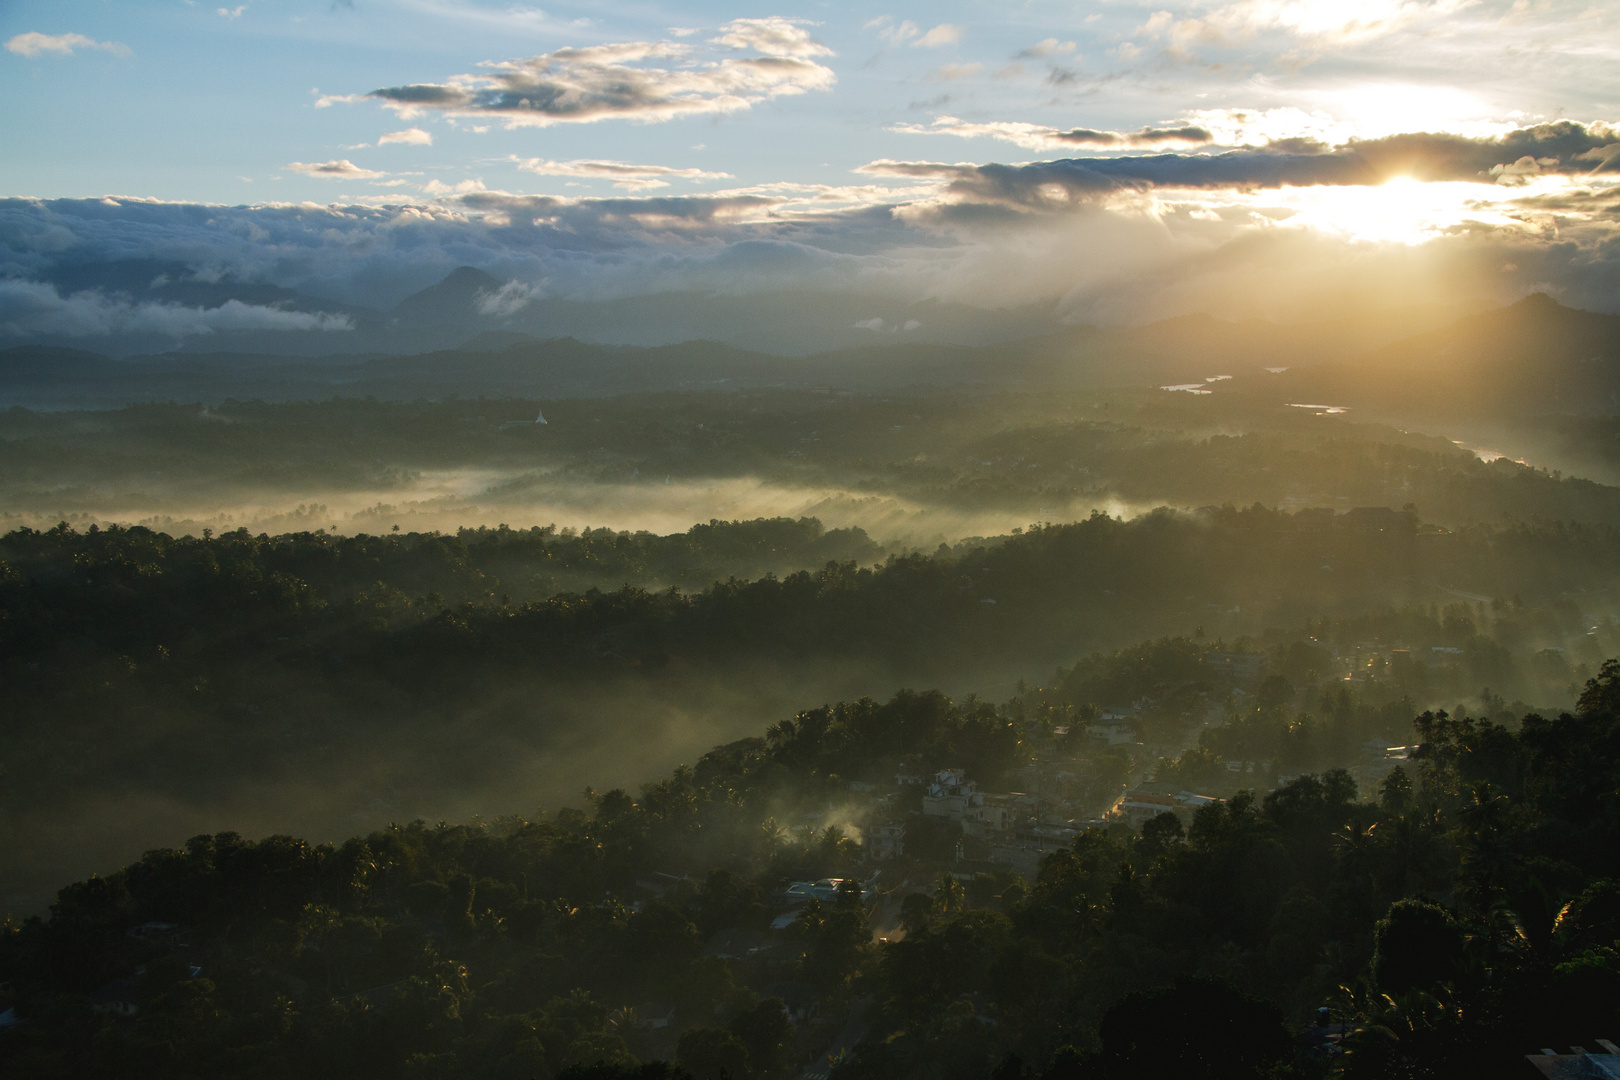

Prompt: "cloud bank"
[2,117,1617,344]
[863,121,1620,212]
[0,280,353,338]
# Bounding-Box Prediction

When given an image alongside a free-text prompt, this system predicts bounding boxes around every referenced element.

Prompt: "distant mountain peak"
[1509,290,1564,313]
[440,266,503,288]
[389,266,509,323]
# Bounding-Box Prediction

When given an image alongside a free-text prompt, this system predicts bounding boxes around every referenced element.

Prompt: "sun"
[1252,176,1524,246]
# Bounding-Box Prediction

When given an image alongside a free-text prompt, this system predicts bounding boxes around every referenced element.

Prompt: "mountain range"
[4,267,1618,433]
[13,263,1067,358]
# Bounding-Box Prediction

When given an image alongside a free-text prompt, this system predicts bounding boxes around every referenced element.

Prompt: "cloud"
[0,280,353,338]
[890,115,1620,188]
[914,24,963,48]
[1183,106,1350,148]
[859,121,1620,215]
[1332,122,1620,184]
[1134,0,1477,61]
[379,128,433,146]
[474,278,541,316]
[363,31,835,129]
[4,114,1618,350]
[448,184,915,237]
[0,195,907,324]
[1222,0,1474,42]
[1019,38,1076,58]
[5,32,130,58]
[420,178,488,196]
[900,105,1514,157]
[853,316,922,332]
[285,159,388,179]
[709,17,831,58]
[892,116,1215,152]
[867,17,919,45]
[513,158,734,191]
[867,18,963,49]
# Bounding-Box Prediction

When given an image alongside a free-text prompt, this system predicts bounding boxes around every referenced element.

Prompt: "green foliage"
[677,1028,752,1080]
[1371,900,1466,995]
[8,662,1620,1078]
[1095,977,1293,1080]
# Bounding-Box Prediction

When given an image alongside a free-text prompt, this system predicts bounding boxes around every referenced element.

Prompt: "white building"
[867,822,906,861]
[1111,785,1219,829]
[922,769,1032,837]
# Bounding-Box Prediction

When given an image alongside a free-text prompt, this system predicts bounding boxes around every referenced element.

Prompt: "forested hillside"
[4,507,1617,927]
[7,389,1620,541]
[5,659,1620,1079]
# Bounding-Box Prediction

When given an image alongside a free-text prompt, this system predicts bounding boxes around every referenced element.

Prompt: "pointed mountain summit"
[389,266,507,326]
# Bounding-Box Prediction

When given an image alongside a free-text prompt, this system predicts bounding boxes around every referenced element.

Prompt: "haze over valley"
[6,3,1620,1078]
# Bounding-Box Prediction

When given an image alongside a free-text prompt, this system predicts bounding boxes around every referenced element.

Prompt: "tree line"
[5,661,1620,1078]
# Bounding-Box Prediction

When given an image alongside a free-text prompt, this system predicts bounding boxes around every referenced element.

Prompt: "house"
[634,872,689,898]
[0,982,18,1030]
[922,769,977,819]
[1292,507,1335,534]
[973,797,1016,833]
[1205,651,1265,682]
[90,977,141,1017]
[866,822,906,861]
[1525,1039,1620,1078]
[1111,784,1219,829]
[921,770,1038,837]
[970,793,1033,835]
[1089,718,1136,746]
[1338,506,1415,537]
[126,921,184,946]
[988,838,1067,877]
[701,928,771,960]
[782,878,861,904]
[765,981,819,1023]
[635,1004,678,1030]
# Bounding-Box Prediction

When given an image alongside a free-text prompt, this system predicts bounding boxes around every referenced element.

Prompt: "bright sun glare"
[1244,176,1528,245]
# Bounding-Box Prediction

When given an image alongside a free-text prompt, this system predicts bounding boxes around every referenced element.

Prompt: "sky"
[3,0,1620,338]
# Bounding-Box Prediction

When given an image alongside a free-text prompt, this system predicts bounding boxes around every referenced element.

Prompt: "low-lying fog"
[0,469,1158,549]
[3,656,917,919]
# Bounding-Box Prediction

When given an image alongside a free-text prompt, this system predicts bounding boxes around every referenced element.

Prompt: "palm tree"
[759,817,788,859]
[1457,782,1514,911]
[934,872,964,914]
